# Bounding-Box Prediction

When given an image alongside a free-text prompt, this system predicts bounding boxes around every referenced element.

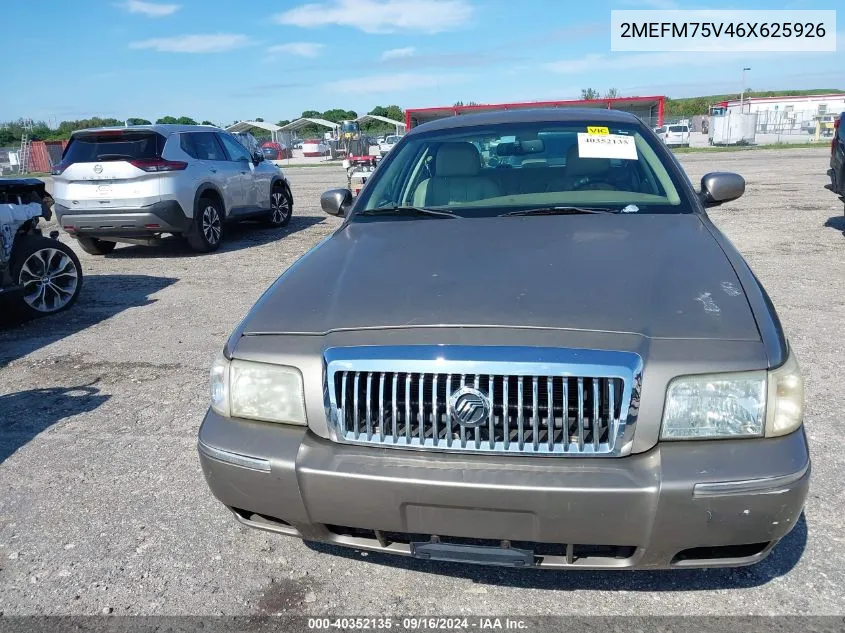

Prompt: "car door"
[186,132,242,213]
[216,133,258,213]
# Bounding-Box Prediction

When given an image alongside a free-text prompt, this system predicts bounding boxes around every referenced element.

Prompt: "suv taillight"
[51,162,70,175]
[129,158,188,172]
[833,117,841,154]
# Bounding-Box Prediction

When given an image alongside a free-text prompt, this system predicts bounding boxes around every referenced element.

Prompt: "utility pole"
[740,67,751,112]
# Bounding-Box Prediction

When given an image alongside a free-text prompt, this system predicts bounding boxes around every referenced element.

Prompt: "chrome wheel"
[271,191,290,224]
[18,247,80,313]
[202,205,222,244]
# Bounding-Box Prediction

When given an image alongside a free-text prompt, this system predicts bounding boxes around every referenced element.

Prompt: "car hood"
[239,214,761,341]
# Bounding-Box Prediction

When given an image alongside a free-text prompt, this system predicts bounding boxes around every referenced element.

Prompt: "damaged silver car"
[0,178,82,319]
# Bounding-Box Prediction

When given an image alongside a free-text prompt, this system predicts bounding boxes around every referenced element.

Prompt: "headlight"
[210,352,230,417]
[661,347,804,440]
[766,348,804,437]
[661,371,766,439]
[209,354,306,425]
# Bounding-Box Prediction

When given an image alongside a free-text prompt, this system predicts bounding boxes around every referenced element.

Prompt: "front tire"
[11,235,83,319]
[187,197,224,253]
[76,236,117,256]
[263,186,293,228]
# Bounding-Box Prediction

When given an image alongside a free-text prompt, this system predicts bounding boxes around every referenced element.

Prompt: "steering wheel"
[570,176,617,191]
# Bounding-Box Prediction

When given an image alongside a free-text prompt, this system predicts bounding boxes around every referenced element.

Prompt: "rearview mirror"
[252,151,264,165]
[496,139,546,157]
[321,188,353,217]
[699,172,745,207]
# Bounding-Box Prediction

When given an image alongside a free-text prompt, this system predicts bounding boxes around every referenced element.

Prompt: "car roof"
[70,124,223,137]
[408,108,642,135]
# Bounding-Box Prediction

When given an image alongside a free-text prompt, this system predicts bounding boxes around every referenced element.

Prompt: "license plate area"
[411,541,534,567]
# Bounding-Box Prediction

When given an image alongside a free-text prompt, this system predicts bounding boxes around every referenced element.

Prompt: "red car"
[260,141,289,160]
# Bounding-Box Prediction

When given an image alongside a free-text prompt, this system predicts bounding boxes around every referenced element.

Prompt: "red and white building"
[713,93,845,133]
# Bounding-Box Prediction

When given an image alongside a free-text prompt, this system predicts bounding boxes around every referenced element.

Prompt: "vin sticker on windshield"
[577,133,638,160]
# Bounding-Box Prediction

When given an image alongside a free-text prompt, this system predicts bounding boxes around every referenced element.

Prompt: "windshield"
[356,121,689,217]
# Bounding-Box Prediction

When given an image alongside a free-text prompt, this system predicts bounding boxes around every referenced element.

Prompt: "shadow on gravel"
[305,513,808,591]
[101,215,326,258]
[0,384,109,463]
[0,274,177,366]
[823,215,845,233]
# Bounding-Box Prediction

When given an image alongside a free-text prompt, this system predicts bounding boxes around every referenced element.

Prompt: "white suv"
[51,125,293,254]
[655,124,690,147]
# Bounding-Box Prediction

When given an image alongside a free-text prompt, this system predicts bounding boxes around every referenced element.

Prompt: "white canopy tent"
[225,120,284,143]
[356,114,405,135]
[275,118,341,147]
[278,118,340,133]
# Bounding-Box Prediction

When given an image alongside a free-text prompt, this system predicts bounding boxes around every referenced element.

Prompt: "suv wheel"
[188,197,224,253]
[264,186,292,228]
[11,235,83,319]
[76,236,117,256]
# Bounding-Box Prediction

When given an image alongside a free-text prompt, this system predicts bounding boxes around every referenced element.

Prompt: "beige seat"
[413,142,501,206]
[561,145,616,190]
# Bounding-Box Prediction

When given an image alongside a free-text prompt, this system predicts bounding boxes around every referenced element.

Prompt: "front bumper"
[55,200,191,238]
[198,409,810,570]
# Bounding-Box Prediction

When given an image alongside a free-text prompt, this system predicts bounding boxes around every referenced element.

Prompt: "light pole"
[740,67,751,112]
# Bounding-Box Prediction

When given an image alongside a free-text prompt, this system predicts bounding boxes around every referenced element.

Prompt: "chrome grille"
[325,346,642,457]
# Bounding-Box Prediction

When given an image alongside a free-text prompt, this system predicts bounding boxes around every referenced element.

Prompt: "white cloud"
[267,42,325,57]
[381,46,416,60]
[325,71,465,94]
[276,0,473,34]
[120,0,180,17]
[129,34,251,53]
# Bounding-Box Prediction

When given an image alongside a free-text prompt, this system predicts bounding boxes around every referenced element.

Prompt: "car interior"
[408,135,669,207]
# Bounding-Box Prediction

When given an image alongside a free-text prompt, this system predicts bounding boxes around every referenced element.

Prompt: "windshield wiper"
[357,206,459,219]
[499,206,621,217]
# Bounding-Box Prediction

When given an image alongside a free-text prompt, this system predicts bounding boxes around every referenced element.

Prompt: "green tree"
[362,105,406,134]
[127,117,151,126]
[201,120,215,126]
[368,105,404,122]
[156,116,179,124]
[276,119,291,127]
[255,117,264,122]
[580,88,600,100]
[176,116,197,125]
[301,110,321,119]
[321,108,357,122]
[604,88,619,99]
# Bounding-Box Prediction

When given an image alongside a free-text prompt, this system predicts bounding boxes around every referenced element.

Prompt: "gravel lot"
[1,149,843,616]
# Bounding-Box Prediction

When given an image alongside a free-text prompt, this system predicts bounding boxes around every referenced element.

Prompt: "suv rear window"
[63,131,165,163]
[668,125,688,133]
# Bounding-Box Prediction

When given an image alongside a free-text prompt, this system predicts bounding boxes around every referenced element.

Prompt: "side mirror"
[321,188,353,217]
[252,151,264,165]
[699,172,745,207]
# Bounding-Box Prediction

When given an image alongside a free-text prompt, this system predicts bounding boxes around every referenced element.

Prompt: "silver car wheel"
[271,192,290,224]
[18,247,80,313]
[202,205,222,244]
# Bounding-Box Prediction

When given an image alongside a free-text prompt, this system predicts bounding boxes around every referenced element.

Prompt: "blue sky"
[3,0,842,126]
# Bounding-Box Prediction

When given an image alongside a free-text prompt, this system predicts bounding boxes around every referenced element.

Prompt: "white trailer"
[709,111,757,146]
